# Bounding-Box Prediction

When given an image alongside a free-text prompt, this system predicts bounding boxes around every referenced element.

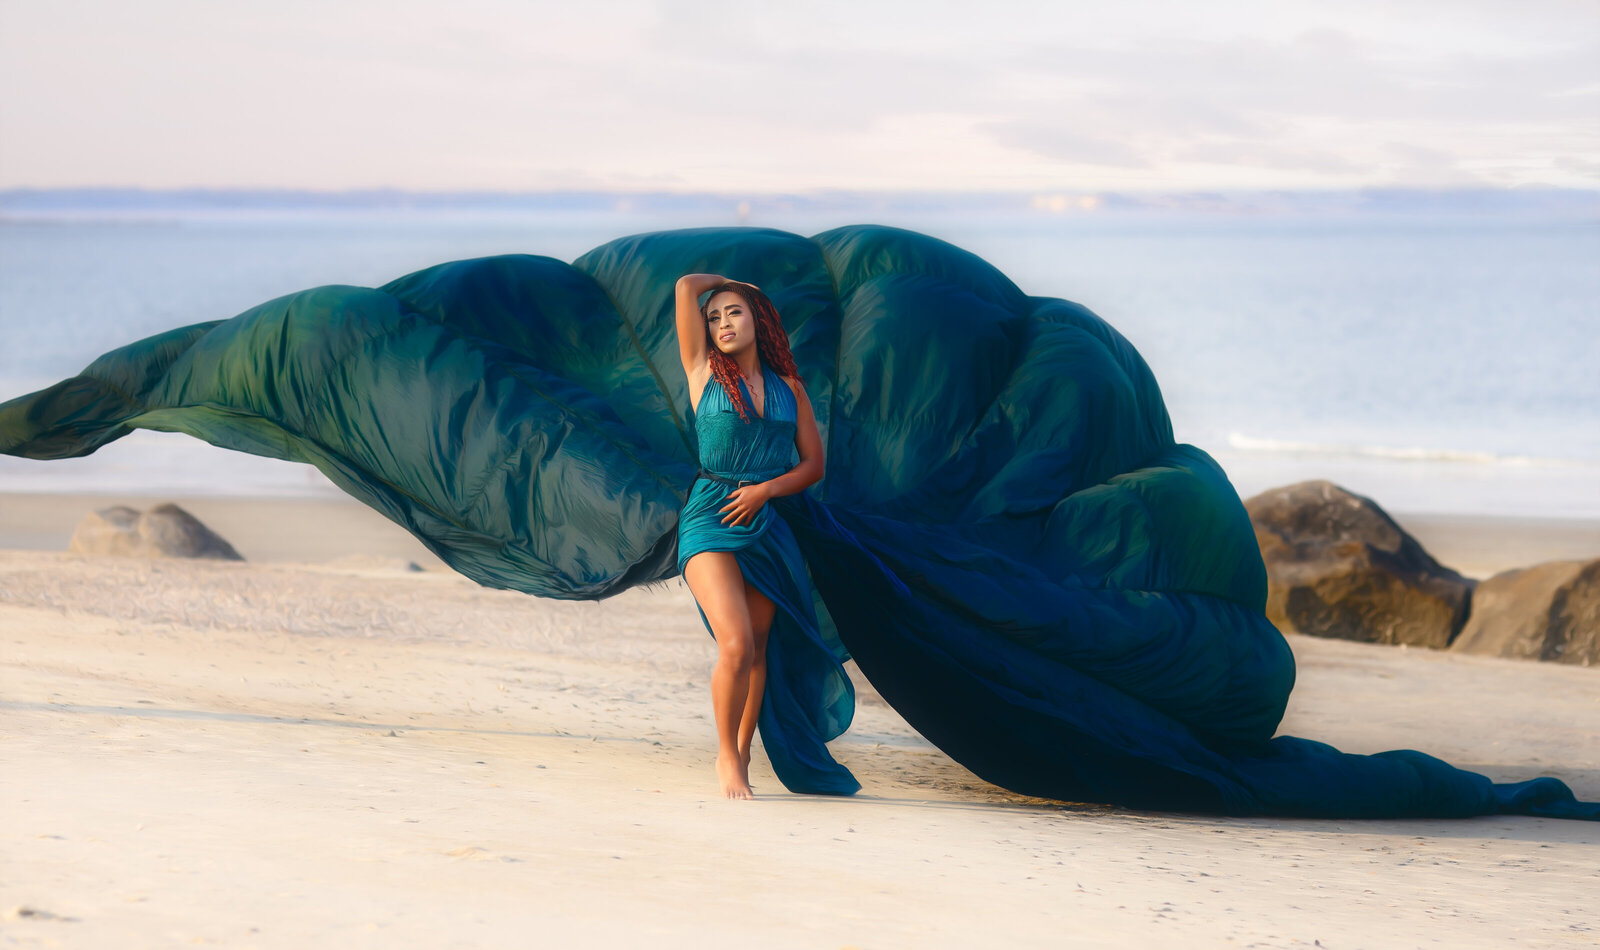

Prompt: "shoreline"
[0,491,450,569]
[3,490,1596,580]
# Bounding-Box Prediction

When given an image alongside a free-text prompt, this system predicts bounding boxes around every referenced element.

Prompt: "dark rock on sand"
[1245,480,1472,648]
[1451,559,1600,666]
[324,554,425,573]
[68,503,243,560]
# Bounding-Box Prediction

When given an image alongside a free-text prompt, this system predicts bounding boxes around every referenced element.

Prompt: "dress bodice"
[692,364,798,480]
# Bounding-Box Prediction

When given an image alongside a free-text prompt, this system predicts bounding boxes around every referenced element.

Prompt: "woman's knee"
[716,628,756,671]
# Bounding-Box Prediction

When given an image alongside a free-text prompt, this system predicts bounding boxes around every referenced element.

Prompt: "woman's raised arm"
[674,274,727,376]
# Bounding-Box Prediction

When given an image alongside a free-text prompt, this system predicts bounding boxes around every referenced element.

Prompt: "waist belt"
[696,469,764,489]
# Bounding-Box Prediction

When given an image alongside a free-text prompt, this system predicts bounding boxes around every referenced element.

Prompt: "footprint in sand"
[4,906,76,923]
[445,846,521,863]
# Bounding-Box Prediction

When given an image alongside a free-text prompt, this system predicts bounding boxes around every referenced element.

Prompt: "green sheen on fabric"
[3,225,1594,820]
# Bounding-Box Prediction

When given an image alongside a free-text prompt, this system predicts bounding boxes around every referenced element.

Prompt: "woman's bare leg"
[737,579,775,770]
[683,551,757,799]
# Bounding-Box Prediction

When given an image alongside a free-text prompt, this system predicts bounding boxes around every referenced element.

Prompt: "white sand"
[1,495,1597,948]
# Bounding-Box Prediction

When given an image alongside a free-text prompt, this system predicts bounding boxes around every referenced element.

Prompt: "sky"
[0,0,1596,193]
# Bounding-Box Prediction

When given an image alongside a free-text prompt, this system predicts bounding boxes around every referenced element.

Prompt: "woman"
[672,273,826,799]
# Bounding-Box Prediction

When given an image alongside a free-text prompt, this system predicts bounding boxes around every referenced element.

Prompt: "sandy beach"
[2,492,1597,949]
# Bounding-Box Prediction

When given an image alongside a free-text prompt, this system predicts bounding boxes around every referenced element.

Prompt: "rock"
[1451,559,1600,666]
[1245,480,1472,648]
[323,554,424,573]
[68,503,243,560]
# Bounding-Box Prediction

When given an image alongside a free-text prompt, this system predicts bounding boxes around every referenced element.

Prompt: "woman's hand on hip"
[719,483,772,527]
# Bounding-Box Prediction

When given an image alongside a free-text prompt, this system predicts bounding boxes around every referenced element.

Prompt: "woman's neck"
[733,349,761,380]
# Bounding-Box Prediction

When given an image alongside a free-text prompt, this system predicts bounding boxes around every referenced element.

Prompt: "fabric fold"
[2,224,1593,820]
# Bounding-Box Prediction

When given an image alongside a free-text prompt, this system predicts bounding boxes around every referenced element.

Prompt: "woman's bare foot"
[717,753,753,800]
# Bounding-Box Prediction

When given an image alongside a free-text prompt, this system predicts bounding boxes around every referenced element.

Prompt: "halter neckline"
[737,365,770,420]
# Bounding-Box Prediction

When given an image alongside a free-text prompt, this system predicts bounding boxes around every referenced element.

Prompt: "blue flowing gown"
[2,224,1595,819]
[676,366,859,794]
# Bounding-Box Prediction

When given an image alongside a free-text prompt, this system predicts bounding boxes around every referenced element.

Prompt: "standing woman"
[673,274,829,800]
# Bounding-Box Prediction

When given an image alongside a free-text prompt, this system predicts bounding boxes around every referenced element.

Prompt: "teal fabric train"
[3,225,1594,819]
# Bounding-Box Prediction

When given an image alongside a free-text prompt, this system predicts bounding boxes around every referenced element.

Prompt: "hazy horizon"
[4,184,1597,222]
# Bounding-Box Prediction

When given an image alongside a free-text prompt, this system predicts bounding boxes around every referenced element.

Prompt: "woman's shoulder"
[779,374,810,406]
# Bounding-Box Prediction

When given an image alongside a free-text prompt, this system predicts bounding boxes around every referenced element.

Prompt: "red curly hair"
[701,282,800,422]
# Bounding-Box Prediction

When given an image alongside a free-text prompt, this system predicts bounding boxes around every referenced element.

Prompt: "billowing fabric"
[678,366,857,794]
[2,225,1593,820]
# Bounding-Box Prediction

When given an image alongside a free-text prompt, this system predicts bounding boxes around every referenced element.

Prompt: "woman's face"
[705,291,756,356]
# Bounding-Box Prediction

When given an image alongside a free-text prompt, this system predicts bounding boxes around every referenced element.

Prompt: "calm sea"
[1,211,1596,518]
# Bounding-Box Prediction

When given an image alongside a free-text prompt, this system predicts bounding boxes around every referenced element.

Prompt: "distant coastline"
[3,185,1598,222]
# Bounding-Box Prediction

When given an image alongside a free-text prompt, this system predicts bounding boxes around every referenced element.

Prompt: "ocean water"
[1,211,1596,519]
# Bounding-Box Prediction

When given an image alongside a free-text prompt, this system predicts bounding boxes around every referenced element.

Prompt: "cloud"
[1173,141,1365,176]
[0,0,1595,190]
[1553,155,1600,181]
[961,24,1600,188]
[980,124,1151,168]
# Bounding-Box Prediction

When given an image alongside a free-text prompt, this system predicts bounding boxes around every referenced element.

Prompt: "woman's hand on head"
[718,483,772,527]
